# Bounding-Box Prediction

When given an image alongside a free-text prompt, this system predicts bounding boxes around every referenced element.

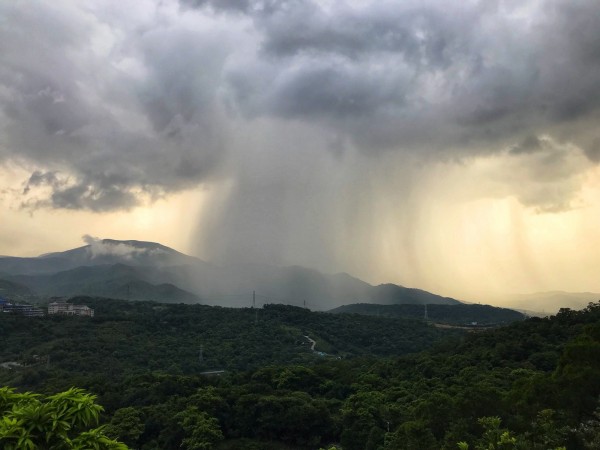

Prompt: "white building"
[48,302,94,317]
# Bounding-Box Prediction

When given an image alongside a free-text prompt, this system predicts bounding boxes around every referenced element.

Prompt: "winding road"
[303,335,316,351]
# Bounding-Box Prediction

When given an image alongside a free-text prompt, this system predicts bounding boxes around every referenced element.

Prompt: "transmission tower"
[424,304,429,322]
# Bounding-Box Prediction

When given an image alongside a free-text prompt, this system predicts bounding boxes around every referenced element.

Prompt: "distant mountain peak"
[37,238,180,261]
[99,239,179,254]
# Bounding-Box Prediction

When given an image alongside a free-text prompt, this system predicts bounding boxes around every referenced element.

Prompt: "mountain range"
[3,238,594,312]
[0,238,461,309]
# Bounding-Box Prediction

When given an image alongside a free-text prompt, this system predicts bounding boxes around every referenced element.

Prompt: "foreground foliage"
[0,387,126,449]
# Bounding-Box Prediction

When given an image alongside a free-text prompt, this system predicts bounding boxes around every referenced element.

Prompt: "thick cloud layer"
[1,1,233,210]
[2,0,599,209]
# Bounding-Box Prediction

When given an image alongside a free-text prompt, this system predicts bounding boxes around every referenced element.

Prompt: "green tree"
[527,409,568,449]
[176,406,223,450]
[0,386,127,450]
[555,322,600,418]
[575,402,600,449]
[475,416,520,450]
[457,416,567,450]
[104,407,144,448]
[340,391,387,450]
[384,420,437,450]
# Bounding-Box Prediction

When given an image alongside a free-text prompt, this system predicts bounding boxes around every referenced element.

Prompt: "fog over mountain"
[2,1,600,301]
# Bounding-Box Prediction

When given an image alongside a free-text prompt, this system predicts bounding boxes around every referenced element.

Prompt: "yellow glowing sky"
[0,163,206,258]
[342,150,600,302]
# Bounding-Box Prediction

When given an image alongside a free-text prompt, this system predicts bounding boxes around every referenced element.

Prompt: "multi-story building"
[47,302,94,317]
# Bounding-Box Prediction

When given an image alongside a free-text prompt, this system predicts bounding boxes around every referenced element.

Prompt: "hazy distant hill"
[502,291,600,314]
[0,238,461,309]
[10,263,200,303]
[369,284,460,305]
[329,303,525,326]
[0,279,36,301]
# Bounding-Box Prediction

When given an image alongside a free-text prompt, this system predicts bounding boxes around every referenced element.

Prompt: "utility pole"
[252,291,258,324]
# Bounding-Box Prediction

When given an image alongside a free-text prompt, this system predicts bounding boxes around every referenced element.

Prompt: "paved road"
[303,335,316,351]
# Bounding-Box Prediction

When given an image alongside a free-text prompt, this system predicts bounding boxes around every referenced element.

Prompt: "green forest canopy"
[1,298,600,449]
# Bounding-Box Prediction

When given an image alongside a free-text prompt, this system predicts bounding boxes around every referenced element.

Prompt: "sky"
[1,0,600,303]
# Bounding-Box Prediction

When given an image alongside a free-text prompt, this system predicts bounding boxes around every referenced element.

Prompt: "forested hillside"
[330,303,526,326]
[2,300,600,449]
[0,297,457,384]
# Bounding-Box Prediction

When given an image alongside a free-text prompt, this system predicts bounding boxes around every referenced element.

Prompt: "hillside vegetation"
[330,302,526,326]
[0,297,457,383]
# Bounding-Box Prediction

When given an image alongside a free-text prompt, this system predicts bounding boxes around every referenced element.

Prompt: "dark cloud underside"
[0,0,599,213]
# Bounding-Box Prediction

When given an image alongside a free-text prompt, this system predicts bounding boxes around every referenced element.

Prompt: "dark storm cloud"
[586,138,600,163]
[50,182,138,212]
[219,0,600,156]
[180,0,252,13]
[0,1,231,211]
[2,0,600,213]
[228,59,409,119]
[223,0,484,138]
[532,2,600,123]
[256,1,473,67]
[23,171,61,192]
[22,170,141,212]
[510,136,543,155]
